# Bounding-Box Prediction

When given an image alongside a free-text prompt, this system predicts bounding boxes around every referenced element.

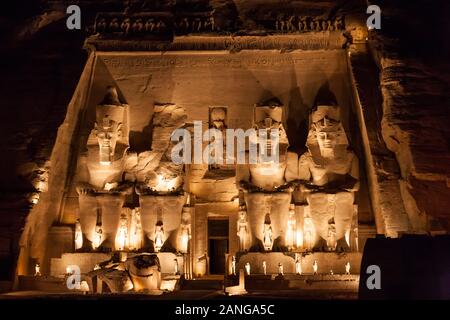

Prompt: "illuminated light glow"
[104,182,118,191]
[160,279,177,292]
[286,213,296,249]
[115,215,128,251]
[179,231,189,254]
[34,263,41,277]
[128,209,143,250]
[123,279,134,291]
[66,266,73,275]
[278,263,284,275]
[296,230,303,248]
[304,231,312,250]
[155,175,179,192]
[100,161,111,166]
[313,260,318,275]
[345,262,351,275]
[225,269,247,296]
[92,226,103,250]
[80,281,90,293]
[154,223,164,253]
[35,180,47,192]
[295,260,302,275]
[262,261,267,275]
[74,220,83,250]
[245,262,251,275]
[30,193,40,205]
[230,256,236,275]
[345,230,350,247]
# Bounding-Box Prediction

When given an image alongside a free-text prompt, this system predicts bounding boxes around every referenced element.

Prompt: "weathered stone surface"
[366,0,450,231]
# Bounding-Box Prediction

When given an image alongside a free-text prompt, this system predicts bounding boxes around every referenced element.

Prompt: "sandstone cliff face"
[368,0,450,231]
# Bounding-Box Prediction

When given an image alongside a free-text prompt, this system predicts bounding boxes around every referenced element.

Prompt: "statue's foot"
[335,238,351,253]
[312,237,328,252]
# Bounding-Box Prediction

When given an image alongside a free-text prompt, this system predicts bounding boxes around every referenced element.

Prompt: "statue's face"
[308,106,349,157]
[264,117,273,128]
[317,129,338,150]
[96,116,122,163]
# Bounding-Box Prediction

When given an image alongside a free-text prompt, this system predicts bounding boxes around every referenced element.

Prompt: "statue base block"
[235,252,362,275]
[50,252,185,277]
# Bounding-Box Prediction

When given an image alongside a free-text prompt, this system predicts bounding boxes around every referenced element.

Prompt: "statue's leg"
[78,194,98,250]
[271,192,292,249]
[308,193,333,251]
[99,194,124,251]
[334,192,354,252]
[245,193,266,250]
[139,196,158,251]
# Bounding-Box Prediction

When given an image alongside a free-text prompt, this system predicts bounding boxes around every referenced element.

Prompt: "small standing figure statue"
[93,224,103,250]
[263,214,273,251]
[295,256,302,275]
[345,262,351,275]
[35,263,41,277]
[116,214,128,251]
[180,210,191,254]
[286,205,296,250]
[237,208,248,251]
[74,218,83,250]
[327,223,336,251]
[245,262,251,275]
[154,221,164,252]
[262,261,267,275]
[278,263,284,276]
[231,256,236,276]
[313,260,318,275]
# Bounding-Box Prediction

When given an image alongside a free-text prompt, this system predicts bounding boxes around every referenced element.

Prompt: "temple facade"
[12,0,443,294]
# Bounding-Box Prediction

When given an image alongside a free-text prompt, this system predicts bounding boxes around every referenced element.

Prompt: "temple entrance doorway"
[208,218,229,275]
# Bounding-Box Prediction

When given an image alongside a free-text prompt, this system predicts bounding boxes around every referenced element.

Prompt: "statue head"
[95,115,123,164]
[210,107,226,130]
[254,98,283,129]
[307,105,349,159]
[94,87,126,164]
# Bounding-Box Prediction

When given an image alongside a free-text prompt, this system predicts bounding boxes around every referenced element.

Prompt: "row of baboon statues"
[95,14,345,35]
[275,16,345,32]
[95,15,215,34]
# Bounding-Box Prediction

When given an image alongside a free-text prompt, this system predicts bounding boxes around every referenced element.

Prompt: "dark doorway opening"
[208,219,229,274]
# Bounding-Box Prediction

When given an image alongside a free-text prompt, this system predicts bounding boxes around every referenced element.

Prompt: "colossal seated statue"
[297,103,359,252]
[237,99,293,252]
[75,86,132,251]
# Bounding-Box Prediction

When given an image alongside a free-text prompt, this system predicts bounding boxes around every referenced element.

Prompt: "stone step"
[226,274,359,291]
[181,279,224,290]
